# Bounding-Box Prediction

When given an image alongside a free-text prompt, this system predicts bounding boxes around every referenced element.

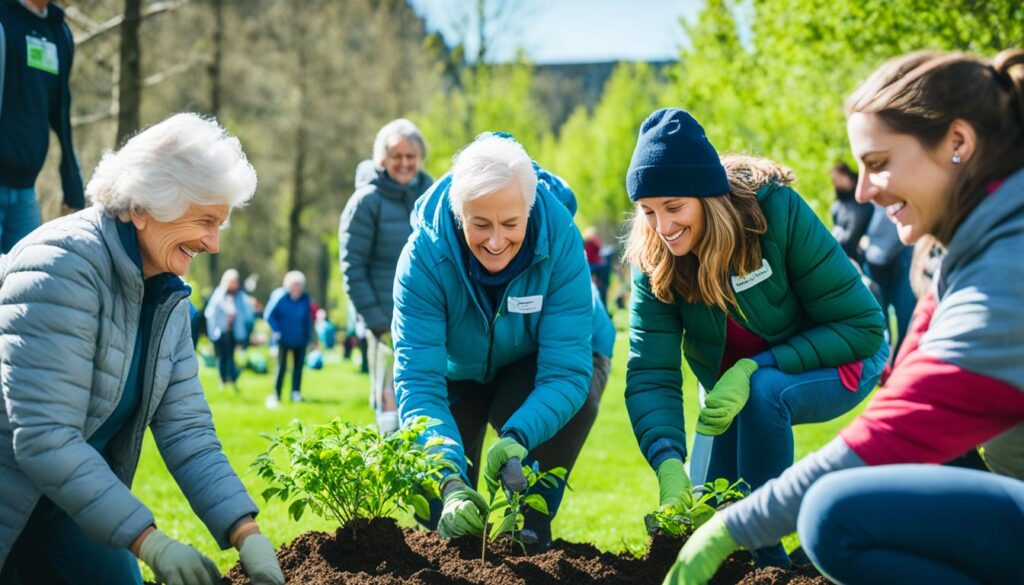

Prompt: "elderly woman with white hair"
[263,270,315,408]
[0,114,284,585]
[205,268,255,391]
[393,133,610,552]
[339,118,433,434]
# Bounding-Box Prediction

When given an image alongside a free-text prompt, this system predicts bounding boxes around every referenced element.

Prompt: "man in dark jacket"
[0,0,83,252]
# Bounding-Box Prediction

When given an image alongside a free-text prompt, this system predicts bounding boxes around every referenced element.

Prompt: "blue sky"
[408,0,703,64]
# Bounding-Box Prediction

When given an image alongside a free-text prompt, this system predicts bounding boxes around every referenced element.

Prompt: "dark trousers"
[213,330,238,383]
[0,498,143,585]
[274,344,306,398]
[431,352,610,541]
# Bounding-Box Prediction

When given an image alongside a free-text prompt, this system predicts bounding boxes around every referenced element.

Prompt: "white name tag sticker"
[731,259,773,292]
[26,36,59,74]
[507,295,543,314]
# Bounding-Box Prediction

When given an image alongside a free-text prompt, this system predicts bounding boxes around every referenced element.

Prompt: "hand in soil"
[238,534,285,585]
[139,529,221,585]
[438,480,488,538]
[663,515,739,585]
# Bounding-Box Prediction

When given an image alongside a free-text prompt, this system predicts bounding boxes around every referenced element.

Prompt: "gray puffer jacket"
[0,208,257,568]
[339,164,432,334]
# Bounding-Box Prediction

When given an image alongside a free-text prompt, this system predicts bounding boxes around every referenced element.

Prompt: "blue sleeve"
[502,220,593,450]
[392,242,467,478]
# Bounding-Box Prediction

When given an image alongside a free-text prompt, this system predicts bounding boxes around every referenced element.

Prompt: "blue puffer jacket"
[265,288,313,348]
[393,173,593,478]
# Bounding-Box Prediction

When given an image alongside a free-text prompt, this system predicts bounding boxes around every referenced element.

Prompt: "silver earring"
[952,153,962,164]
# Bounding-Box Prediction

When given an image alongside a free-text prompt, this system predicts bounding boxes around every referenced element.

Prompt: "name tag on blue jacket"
[731,259,773,292]
[508,295,543,314]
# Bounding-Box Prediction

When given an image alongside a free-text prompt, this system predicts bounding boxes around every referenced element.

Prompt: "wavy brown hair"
[624,155,792,311]
[846,49,1024,245]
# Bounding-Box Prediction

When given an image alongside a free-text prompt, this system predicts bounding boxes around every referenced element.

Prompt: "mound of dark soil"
[220,519,830,585]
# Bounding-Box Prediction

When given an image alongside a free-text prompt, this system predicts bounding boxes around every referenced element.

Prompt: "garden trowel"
[688,383,713,487]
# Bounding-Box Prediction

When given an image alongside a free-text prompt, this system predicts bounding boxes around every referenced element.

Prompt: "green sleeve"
[625,267,687,468]
[772,188,886,373]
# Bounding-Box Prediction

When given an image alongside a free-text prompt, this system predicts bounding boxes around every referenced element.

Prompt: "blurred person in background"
[205,268,255,391]
[264,270,315,408]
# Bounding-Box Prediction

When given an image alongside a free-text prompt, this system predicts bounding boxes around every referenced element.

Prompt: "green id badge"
[26,35,59,74]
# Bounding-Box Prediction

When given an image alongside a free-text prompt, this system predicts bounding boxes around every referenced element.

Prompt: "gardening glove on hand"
[438,479,488,539]
[657,458,693,510]
[139,529,221,585]
[484,436,529,497]
[697,358,759,436]
[662,515,740,585]
[238,534,285,585]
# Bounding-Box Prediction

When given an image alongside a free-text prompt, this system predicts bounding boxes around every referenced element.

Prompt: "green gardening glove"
[437,479,489,539]
[483,436,529,497]
[696,358,759,436]
[238,534,285,585]
[139,529,221,585]
[657,458,693,509]
[662,515,740,585]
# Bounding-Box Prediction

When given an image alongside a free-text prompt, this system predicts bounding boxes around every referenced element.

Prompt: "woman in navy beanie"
[623,108,888,567]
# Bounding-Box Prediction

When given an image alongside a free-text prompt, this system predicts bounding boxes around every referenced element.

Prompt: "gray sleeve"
[338,190,390,333]
[721,437,865,550]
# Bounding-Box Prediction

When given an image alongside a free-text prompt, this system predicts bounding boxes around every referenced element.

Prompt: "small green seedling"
[250,416,449,538]
[482,464,567,561]
[645,478,747,538]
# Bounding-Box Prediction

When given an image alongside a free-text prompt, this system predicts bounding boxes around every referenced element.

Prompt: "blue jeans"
[0,186,42,253]
[866,246,916,358]
[705,343,887,566]
[214,331,239,383]
[0,497,143,585]
[799,465,1024,585]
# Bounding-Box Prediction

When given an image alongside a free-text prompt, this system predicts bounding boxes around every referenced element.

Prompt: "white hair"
[283,270,306,289]
[372,118,427,168]
[219,268,240,289]
[87,113,257,222]
[449,133,537,219]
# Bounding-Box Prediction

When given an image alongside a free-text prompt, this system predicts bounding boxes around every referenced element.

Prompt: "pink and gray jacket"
[721,168,1024,549]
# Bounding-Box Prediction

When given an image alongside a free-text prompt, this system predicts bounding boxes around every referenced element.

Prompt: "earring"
[952,153,962,164]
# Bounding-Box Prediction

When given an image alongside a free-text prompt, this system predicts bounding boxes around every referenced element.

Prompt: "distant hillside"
[533,60,676,131]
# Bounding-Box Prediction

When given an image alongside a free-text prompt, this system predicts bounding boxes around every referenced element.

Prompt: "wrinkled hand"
[438,480,488,538]
[483,437,528,496]
[139,529,221,585]
[696,359,758,436]
[656,458,693,510]
[662,516,739,585]
[238,534,285,585]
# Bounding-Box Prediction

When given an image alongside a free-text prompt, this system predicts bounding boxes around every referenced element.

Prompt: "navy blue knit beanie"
[626,108,729,201]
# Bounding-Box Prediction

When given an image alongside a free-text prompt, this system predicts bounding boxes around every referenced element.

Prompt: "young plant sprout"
[645,478,747,538]
[481,459,567,561]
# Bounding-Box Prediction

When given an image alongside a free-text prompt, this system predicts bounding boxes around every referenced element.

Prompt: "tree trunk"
[116,0,142,145]
[286,117,306,271]
[207,0,225,281]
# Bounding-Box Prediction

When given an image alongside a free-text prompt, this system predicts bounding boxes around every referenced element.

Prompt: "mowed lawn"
[135,330,867,573]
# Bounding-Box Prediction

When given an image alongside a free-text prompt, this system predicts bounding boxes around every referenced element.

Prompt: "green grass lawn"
[135,332,866,574]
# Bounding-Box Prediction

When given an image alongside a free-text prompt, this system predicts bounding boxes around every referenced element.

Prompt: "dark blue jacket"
[0,0,83,207]
[265,287,313,348]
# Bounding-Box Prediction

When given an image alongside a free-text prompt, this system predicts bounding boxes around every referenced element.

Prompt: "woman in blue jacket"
[393,133,612,551]
[264,271,315,408]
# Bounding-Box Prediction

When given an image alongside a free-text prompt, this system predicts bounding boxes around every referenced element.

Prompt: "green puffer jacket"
[626,181,885,466]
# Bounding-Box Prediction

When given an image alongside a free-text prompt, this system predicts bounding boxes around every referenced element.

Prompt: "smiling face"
[132,203,230,277]
[383,137,422,186]
[460,179,529,274]
[639,196,705,257]
[847,112,956,244]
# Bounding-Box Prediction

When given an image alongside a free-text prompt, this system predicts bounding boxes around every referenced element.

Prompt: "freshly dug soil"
[221,519,830,585]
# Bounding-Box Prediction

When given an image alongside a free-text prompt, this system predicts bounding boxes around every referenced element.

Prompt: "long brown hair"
[624,155,791,311]
[846,49,1024,245]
